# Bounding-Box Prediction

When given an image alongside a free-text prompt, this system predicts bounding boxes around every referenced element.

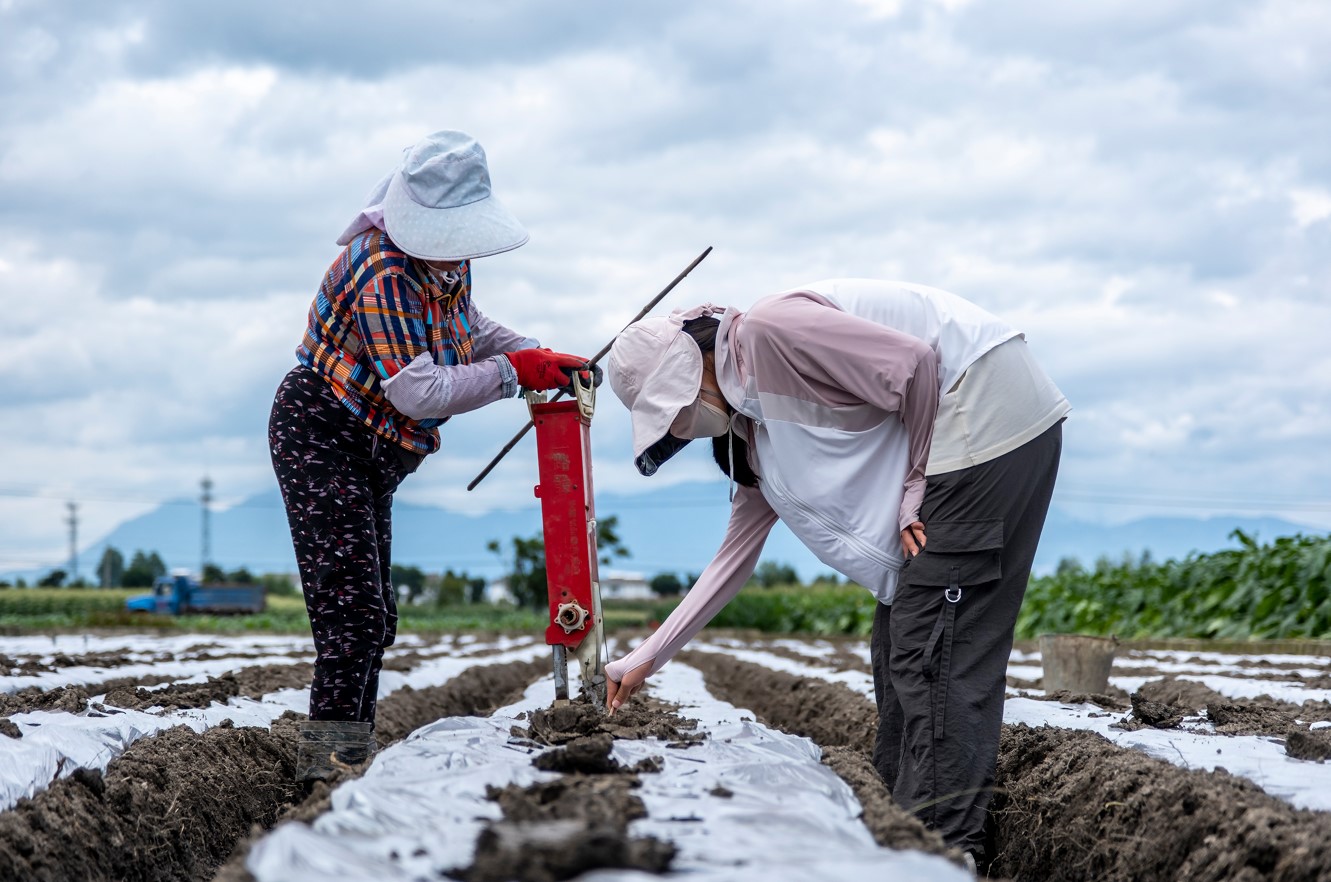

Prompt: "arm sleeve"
[603,486,779,684]
[469,301,540,359]
[380,351,516,419]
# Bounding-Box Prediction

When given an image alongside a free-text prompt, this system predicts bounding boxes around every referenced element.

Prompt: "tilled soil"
[991,725,1331,882]
[0,657,547,882]
[683,652,1331,882]
[680,650,955,861]
[100,663,315,712]
[1137,675,1331,728]
[210,657,549,882]
[0,662,314,718]
[451,703,680,881]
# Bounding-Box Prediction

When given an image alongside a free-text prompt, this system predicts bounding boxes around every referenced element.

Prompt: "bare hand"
[901,521,927,558]
[605,661,650,715]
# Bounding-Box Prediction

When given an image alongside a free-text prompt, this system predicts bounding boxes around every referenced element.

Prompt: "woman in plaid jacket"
[269,131,591,781]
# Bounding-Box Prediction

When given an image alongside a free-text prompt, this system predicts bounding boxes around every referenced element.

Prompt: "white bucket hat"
[607,304,725,476]
[338,130,529,261]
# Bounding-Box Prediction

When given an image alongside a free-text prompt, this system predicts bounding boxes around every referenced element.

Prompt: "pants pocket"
[901,519,1004,741]
[904,519,1004,591]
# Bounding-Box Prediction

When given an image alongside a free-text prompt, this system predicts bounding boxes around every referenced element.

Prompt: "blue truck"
[126,574,266,615]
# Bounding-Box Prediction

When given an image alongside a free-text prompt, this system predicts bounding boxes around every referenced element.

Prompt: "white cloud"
[2,0,1329,576]
[1290,188,1331,228]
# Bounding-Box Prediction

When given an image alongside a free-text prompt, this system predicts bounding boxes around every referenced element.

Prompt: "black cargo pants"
[871,421,1062,858]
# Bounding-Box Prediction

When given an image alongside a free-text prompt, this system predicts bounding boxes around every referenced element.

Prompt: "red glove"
[504,348,591,392]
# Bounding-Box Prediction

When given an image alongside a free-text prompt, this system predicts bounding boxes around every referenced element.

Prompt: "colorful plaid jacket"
[296,228,475,455]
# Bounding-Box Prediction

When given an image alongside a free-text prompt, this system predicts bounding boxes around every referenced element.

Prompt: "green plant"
[1015,530,1331,640]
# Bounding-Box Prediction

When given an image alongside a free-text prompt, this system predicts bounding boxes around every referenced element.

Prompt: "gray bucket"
[1039,634,1117,694]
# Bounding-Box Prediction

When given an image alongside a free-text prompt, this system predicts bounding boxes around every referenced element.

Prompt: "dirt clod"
[1033,688,1130,710]
[0,717,21,738]
[1285,728,1331,762]
[524,696,703,747]
[533,733,621,774]
[456,818,675,882]
[1209,701,1299,737]
[1137,676,1228,711]
[1115,691,1188,730]
[455,776,674,881]
[0,684,91,717]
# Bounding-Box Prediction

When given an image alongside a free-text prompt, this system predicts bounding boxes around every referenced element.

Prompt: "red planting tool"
[528,372,607,706]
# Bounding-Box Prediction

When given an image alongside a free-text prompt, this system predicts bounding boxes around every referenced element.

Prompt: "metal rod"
[552,645,569,702]
[466,245,713,491]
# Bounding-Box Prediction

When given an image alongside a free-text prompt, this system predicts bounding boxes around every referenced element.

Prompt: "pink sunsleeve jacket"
[605,289,948,686]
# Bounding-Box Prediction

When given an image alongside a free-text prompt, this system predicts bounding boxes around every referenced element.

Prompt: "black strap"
[922,565,961,742]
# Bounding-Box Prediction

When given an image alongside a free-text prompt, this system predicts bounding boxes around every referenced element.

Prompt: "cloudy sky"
[2,0,1328,576]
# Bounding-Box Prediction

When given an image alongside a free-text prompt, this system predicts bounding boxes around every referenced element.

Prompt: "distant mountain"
[11,480,1325,584]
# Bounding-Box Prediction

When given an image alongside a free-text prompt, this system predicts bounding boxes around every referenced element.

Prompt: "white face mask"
[671,398,731,439]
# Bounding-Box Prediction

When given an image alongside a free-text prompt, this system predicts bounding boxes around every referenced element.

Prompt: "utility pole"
[201,476,213,578]
[66,501,78,582]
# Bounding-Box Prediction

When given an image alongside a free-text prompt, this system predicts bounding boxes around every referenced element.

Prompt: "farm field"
[1,630,1330,881]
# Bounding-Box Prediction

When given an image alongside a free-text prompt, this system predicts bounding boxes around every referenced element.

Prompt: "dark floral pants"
[268,365,420,724]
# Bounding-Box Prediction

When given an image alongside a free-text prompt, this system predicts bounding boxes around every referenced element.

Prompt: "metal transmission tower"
[201,476,213,577]
[66,501,78,581]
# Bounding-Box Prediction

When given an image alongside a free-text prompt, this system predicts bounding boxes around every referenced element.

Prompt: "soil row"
[0,657,548,882]
[0,660,316,723]
[682,651,1331,882]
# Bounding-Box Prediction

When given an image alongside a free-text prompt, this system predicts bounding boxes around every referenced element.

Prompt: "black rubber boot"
[296,720,375,781]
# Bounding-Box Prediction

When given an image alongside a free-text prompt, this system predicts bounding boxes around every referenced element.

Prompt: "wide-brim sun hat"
[607,304,724,476]
[380,130,529,261]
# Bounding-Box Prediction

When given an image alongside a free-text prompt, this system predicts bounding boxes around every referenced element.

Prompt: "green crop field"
[1015,530,1331,641]
[4,530,1327,641]
[0,588,657,636]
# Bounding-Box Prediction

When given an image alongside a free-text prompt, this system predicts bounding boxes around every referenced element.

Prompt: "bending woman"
[602,280,1068,867]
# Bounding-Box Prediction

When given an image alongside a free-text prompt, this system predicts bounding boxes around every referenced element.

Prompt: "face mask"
[671,398,731,439]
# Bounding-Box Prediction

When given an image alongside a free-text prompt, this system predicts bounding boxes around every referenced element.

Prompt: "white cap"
[607,304,725,476]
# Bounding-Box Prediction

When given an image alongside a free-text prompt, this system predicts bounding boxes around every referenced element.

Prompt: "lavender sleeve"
[380,351,517,419]
[603,486,779,684]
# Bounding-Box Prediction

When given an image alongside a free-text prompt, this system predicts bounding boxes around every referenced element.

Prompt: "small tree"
[124,551,167,588]
[486,534,547,609]
[488,515,632,609]
[649,572,684,597]
[38,569,67,588]
[752,560,799,588]
[226,566,256,584]
[435,568,484,607]
[391,563,428,605]
[260,573,298,597]
[96,546,125,588]
[201,563,227,584]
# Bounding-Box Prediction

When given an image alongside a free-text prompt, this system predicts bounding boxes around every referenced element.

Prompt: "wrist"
[493,354,519,398]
